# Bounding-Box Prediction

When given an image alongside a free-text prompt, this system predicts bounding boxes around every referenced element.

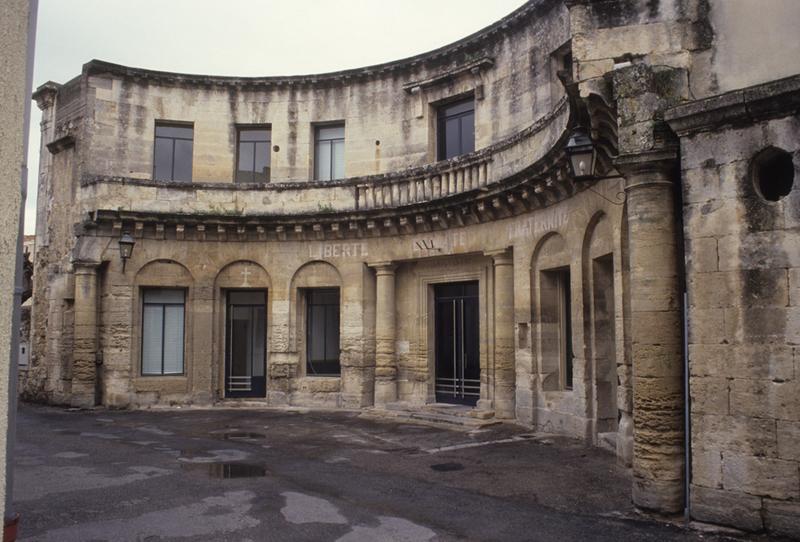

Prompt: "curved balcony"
[84,96,581,241]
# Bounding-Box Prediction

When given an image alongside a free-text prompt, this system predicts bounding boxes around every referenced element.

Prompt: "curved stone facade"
[25,0,800,535]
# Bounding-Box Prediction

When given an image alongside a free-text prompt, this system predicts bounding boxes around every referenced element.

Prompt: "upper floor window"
[314,124,345,181]
[236,126,271,183]
[437,97,474,161]
[153,122,193,182]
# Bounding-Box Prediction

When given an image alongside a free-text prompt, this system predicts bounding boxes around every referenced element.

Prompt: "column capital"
[615,149,679,193]
[368,261,397,275]
[485,248,513,266]
[73,261,100,273]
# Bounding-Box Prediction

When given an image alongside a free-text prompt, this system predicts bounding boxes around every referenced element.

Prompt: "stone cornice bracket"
[46,135,75,155]
[409,86,425,119]
[557,69,591,131]
[32,81,59,110]
[402,57,494,95]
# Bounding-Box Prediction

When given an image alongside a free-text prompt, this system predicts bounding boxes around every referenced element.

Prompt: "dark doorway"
[225,290,267,398]
[434,281,480,405]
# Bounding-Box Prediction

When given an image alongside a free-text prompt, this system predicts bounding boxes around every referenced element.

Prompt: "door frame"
[224,289,268,398]
[416,264,489,406]
[433,281,480,405]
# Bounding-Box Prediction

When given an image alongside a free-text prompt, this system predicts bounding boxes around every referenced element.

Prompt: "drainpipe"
[5,1,38,540]
[683,290,691,524]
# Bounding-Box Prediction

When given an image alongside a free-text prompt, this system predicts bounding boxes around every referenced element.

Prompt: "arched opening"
[214,261,271,399]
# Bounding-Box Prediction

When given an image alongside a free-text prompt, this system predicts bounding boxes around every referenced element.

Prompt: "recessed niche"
[752,147,795,202]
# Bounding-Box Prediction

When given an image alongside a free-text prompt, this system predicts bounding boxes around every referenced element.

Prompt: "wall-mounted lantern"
[118,231,135,272]
[565,126,597,181]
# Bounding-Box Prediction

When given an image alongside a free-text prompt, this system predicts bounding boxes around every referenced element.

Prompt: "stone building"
[25,0,800,536]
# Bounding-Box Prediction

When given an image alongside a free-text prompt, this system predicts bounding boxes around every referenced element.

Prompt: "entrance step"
[597,431,618,454]
[366,403,500,429]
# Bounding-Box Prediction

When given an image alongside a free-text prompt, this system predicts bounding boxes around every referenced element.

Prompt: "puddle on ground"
[430,462,464,472]
[182,462,267,479]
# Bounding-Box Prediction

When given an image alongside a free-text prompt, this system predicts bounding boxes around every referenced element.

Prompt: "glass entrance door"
[225,290,267,398]
[434,281,480,405]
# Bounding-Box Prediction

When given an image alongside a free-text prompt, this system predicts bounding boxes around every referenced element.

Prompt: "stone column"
[488,249,515,419]
[72,262,99,408]
[617,152,684,514]
[373,262,397,406]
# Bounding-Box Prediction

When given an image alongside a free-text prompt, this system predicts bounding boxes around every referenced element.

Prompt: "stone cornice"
[402,57,494,93]
[665,74,800,137]
[78,1,560,90]
[32,81,59,110]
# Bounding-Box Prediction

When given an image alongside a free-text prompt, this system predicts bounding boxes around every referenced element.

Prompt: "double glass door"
[434,282,480,405]
[225,290,266,398]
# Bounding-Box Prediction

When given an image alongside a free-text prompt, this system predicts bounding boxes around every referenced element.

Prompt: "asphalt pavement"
[12,403,761,541]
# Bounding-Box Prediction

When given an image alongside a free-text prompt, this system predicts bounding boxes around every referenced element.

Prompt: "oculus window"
[141,289,185,375]
[236,127,271,183]
[314,124,345,181]
[437,97,475,161]
[306,288,340,376]
[153,123,193,182]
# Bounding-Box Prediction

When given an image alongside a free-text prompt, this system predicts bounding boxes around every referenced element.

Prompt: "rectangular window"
[236,126,271,183]
[153,122,193,182]
[141,289,185,375]
[314,124,345,181]
[437,97,475,161]
[306,288,340,376]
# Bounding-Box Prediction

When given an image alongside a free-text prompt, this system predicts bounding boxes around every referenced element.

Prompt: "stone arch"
[581,211,620,450]
[288,260,344,370]
[531,232,571,392]
[134,258,194,284]
[289,260,343,289]
[211,260,272,400]
[214,260,271,290]
[130,259,195,389]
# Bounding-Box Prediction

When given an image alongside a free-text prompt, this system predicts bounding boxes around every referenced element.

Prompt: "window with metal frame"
[236,126,271,183]
[314,124,345,181]
[141,289,185,375]
[305,288,340,375]
[437,97,475,161]
[153,122,193,182]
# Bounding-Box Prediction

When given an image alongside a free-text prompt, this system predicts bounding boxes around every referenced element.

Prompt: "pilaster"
[71,262,99,408]
[487,249,515,419]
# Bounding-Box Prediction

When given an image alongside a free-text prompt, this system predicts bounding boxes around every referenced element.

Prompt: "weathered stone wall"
[668,87,800,535]
[84,184,627,431]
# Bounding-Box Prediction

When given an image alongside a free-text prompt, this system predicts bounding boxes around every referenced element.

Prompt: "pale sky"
[25,0,527,234]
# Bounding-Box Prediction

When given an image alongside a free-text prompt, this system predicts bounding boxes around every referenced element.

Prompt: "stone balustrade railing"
[356,157,491,210]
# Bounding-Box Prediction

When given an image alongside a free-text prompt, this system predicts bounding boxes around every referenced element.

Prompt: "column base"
[374,379,398,407]
[633,475,684,514]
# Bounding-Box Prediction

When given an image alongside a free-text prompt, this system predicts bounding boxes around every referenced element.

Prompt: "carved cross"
[240,265,252,286]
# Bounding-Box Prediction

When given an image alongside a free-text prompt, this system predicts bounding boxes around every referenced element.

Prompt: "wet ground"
[13,403,757,541]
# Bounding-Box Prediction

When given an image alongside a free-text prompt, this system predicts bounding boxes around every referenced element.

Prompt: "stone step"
[365,405,501,429]
[597,431,617,454]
